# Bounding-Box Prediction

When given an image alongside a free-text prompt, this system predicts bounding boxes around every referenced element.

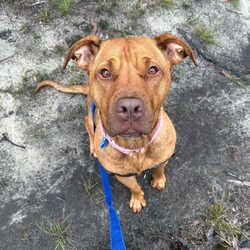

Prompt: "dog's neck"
[99,114,162,154]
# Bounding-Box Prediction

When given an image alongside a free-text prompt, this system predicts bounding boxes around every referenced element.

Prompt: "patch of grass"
[158,0,175,8]
[20,24,32,35]
[194,24,217,44]
[95,0,119,16]
[28,128,45,140]
[38,212,76,250]
[82,24,93,33]
[52,86,85,121]
[5,0,14,8]
[6,81,33,97]
[111,0,119,8]
[231,76,246,88]
[221,70,246,88]
[82,178,98,195]
[54,44,67,56]
[181,2,190,10]
[178,190,250,249]
[81,177,103,205]
[205,191,250,248]
[40,9,52,21]
[53,0,72,16]
[95,4,106,15]
[4,0,24,11]
[16,198,30,206]
[98,19,109,31]
[56,108,79,123]
[20,227,32,242]
[229,0,240,8]
[20,24,39,39]
[35,71,50,83]
[129,8,145,22]
[127,4,145,30]
[69,69,89,87]
[171,65,185,83]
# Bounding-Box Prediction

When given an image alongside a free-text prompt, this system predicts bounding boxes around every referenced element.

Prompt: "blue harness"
[91,103,126,250]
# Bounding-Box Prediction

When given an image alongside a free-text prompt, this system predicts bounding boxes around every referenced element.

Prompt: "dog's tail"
[32,80,89,95]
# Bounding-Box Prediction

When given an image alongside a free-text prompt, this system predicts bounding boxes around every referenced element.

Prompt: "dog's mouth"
[106,128,145,138]
[117,128,143,138]
[106,120,153,138]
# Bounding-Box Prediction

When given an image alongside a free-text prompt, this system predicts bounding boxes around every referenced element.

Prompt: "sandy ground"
[0,0,249,249]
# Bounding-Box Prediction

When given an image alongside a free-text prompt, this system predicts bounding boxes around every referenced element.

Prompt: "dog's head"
[63,33,197,138]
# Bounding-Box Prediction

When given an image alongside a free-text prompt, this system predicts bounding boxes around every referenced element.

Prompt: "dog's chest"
[97,146,165,175]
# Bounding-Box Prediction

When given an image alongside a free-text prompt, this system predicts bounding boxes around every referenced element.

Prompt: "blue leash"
[98,162,126,250]
[91,103,126,250]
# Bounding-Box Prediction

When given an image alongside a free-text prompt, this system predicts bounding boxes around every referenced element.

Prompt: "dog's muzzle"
[106,97,154,137]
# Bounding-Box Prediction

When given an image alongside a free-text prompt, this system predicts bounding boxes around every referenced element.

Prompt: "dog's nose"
[116,98,144,121]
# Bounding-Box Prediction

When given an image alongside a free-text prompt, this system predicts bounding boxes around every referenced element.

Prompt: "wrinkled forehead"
[93,37,166,67]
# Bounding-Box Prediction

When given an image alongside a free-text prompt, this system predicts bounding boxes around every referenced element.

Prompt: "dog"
[33,33,197,213]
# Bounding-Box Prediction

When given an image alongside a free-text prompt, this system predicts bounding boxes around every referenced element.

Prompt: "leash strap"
[98,162,126,250]
[91,103,126,250]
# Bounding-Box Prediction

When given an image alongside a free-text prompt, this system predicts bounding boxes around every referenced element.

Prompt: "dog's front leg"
[85,115,96,157]
[151,163,167,191]
[116,175,146,213]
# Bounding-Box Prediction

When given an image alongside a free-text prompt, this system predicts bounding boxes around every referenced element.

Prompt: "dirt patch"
[0,0,249,249]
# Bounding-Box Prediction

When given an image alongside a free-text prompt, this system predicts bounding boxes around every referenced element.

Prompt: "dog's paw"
[151,175,166,191]
[129,192,146,213]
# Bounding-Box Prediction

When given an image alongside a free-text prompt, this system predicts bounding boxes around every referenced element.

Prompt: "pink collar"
[100,114,162,155]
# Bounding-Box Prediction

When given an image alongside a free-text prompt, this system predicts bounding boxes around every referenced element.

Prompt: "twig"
[1,133,26,149]
[77,20,90,26]
[152,234,193,249]
[225,7,241,15]
[90,19,97,35]
[0,55,14,64]
[224,171,245,181]
[227,179,250,187]
[56,195,65,201]
[140,0,144,11]
[27,1,46,7]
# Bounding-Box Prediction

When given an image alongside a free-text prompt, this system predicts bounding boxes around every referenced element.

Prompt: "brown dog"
[33,33,197,213]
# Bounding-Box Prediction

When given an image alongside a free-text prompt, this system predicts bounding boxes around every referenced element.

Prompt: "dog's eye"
[148,66,159,76]
[99,68,111,79]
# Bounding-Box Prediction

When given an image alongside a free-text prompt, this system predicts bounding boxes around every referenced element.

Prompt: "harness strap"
[105,156,173,177]
[91,103,126,250]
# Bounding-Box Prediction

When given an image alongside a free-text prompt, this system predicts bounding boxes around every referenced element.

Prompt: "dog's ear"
[63,35,102,71]
[154,32,198,67]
